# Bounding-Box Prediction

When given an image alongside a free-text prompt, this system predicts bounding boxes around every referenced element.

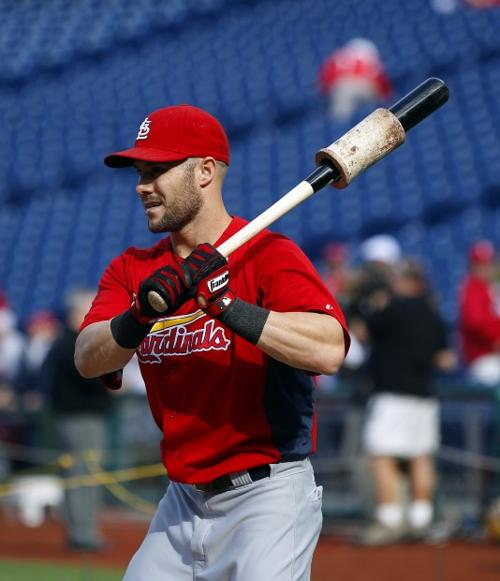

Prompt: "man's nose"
[136,180,154,197]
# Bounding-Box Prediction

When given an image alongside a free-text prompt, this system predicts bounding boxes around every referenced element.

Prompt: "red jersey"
[318,47,392,99]
[458,275,500,363]
[81,217,349,483]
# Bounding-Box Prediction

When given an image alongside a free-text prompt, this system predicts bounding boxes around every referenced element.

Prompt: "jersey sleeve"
[253,236,350,349]
[80,252,134,332]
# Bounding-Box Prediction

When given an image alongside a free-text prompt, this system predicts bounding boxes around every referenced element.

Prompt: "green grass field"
[0,559,124,581]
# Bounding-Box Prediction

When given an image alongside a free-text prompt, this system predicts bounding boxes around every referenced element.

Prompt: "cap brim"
[104,146,190,168]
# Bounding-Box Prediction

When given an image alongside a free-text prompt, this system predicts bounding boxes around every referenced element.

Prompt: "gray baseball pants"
[123,458,323,580]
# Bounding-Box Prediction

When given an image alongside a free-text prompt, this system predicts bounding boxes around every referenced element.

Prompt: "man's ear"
[199,157,217,188]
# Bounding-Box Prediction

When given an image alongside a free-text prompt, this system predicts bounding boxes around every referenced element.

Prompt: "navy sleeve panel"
[263,358,315,460]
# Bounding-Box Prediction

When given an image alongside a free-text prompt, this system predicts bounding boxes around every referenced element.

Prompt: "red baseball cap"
[469,240,495,264]
[104,105,230,167]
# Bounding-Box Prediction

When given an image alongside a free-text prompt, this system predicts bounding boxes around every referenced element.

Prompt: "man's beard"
[148,165,203,233]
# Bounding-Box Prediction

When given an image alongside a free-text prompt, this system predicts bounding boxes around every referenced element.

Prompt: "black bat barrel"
[307,77,449,190]
[389,77,449,133]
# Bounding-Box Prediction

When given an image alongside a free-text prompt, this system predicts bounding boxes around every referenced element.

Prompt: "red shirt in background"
[458,275,500,363]
[318,40,392,99]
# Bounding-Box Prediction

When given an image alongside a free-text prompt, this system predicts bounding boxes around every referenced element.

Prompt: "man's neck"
[170,208,232,258]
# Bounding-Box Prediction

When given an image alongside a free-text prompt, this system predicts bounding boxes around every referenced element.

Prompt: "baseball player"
[74,105,349,580]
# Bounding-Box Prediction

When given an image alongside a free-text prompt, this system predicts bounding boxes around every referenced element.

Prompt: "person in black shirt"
[43,289,113,552]
[359,260,456,545]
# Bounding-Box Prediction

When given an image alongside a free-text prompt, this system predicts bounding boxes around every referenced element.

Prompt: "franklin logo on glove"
[208,272,229,293]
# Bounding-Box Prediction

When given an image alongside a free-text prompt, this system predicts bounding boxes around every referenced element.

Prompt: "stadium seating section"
[0,0,499,325]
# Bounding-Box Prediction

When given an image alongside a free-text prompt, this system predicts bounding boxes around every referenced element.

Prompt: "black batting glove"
[132,245,229,321]
[182,243,270,345]
[137,261,192,320]
[180,243,270,345]
[176,243,234,317]
[110,261,191,349]
[111,245,232,350]
[183,243,235,317]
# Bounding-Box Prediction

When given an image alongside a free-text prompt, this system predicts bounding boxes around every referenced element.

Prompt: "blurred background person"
[358,259,456,545]
[458,240,500,387]
[343,235,402,512]
[18,311,61,409]
[341,234,403,401]
[0,291,25,479]
[318,38,393,121]
[42,288,113,552]
[320,241,353,310]
[318,235,403,516]
[14,311,61,456]
[0,292,25,412]
[466,0,500,7]
[112,354,165,501]
[357,234,403,294]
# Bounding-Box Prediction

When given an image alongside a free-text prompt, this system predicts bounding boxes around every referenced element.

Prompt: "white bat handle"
[217,181,314,257]
[146,180,316,313]
[147,78,449,314]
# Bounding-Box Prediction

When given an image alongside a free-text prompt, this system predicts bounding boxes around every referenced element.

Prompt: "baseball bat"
[148,77,449,313]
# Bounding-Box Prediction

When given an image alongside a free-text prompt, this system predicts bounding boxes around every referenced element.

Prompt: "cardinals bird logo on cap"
[136,117,151,140]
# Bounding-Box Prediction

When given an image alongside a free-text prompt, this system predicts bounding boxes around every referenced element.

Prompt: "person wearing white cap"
[359,234,402,266]
[359,260,456,546]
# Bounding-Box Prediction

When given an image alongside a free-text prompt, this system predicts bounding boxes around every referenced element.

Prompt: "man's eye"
[135,165,168,180]
[150,166,166,178]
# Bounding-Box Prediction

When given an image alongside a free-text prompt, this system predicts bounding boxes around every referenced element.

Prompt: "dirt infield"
[1,509,500,580]
[313,537,500,581]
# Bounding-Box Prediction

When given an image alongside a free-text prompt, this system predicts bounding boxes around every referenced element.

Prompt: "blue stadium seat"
[1,0,500,321]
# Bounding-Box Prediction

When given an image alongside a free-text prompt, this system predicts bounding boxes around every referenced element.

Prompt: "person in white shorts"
[360,260,456,545]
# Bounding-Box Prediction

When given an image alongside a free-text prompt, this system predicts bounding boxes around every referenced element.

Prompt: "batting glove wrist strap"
[185,244,270,342]
[218,298,270,345]
[111,309,153,349]
[202,287,236,318]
